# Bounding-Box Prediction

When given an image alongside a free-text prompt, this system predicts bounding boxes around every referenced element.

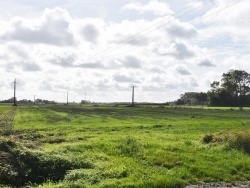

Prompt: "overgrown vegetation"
[203,130,250,153]
[0,105,92,187]
[0,137,91,187]
[0,104,250,187]
[208,70,250,106]
[176,69,250,106]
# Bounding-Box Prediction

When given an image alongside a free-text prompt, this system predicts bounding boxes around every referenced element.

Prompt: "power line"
[92,0,243,65]
[78,0,209,65]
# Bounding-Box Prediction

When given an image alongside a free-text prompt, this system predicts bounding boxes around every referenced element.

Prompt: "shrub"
[202,130,250,153]
[229,131,250,153]
[116,136,141,156]
[202,134,214,143]
[0,137,91,187]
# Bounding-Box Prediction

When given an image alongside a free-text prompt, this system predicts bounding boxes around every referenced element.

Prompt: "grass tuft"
[116,136,142,156]
[228,131,250,153]
[203,130,250,153]
[202,134,214,144]
[0,137,91,187]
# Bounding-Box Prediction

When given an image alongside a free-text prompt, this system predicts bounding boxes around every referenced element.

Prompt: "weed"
[202,134,214,143]
[184,140,192,146]
[116,136,142,156]
[0,137,91,187]
[203,130,250,153]
[1,104,250,187]
[153,124,163,128]
[46,138,66,144]
[228,131,250,153]
[144,176,184,188]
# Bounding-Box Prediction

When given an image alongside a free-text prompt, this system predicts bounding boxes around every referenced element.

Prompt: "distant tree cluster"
[80,100,92,104]
[0,97,15,103]
[18,99,34,104]
[176,92,208,105]
[0,98,57,104]
[35,99,57,104]
[176,70,250,107]
[208,69,250,106]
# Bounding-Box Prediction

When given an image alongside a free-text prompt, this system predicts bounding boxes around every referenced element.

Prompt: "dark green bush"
[229,131,250,153]
[202,131,250,153]
[0,137,91,187]
[202,134,214,143]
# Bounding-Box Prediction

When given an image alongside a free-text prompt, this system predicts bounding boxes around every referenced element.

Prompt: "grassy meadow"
[0,104,250,187]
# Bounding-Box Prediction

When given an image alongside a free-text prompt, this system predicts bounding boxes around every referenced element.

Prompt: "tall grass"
[1,105,250,187]
[0,137,91,187]
[203,130,250,153]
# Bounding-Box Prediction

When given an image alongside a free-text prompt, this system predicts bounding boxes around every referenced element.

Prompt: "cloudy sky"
[0,0,249,103]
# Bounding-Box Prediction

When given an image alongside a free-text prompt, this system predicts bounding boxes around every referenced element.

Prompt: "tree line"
[176,69,250,106]
[0,98,56,104]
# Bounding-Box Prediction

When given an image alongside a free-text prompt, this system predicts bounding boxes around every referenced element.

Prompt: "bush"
[202,134,214,143]
[202,131,250,153]
[116,136,141,156]
[0,137,91,187]
[230,131,250,153]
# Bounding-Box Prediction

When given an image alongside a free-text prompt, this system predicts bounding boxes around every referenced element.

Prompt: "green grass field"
[1,104,250,187]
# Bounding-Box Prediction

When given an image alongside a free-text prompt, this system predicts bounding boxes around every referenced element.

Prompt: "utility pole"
[131,86,135,107]
[13,78,17,106]
[85,92,86,101]
[67,92,69,105]
[34,95,36,105]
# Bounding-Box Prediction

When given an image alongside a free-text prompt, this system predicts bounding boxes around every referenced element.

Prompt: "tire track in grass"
[0,106,17,132]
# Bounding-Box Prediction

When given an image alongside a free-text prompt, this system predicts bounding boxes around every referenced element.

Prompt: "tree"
[176,92,208,105]
[208,69,250,106]
[221,70,250,96]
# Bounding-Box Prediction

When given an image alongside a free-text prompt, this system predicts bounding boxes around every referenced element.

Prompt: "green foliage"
[143,176,184,188]
[116,136,142,156]
[208,69,250,106]
[202,134,214,143]
[203,130,250,153]
[1,105,250,187]
[65,167,129,184]
[176,92,208,105]
[232,131,250,153]
[0,137,91,187]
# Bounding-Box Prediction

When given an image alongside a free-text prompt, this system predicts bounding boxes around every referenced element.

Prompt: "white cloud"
[199,0,250,41]
[1,7,75,46]
[113,73,141,84]
[115,33,148,46]
[175,65,191,75]
[188,0,204,8]
[119,56,143,69]
[1,1,249,103]
[78,62,105,69]
[166,19,198,39]
[198,59,215,67]
[122,0,173,16]
[0,1,39,21]
[169,42,195,60]
[48,53,76,67]
[147,65,165,74]
[21,61,42,72]
[81,24,99,43]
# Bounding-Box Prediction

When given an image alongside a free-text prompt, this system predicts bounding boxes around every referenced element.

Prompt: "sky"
[0,0,250,103]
